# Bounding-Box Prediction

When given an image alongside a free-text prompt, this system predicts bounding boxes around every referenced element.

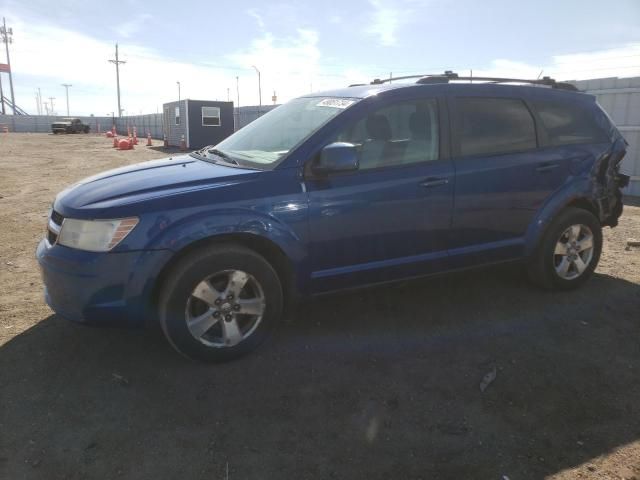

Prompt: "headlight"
[57,217,139,252]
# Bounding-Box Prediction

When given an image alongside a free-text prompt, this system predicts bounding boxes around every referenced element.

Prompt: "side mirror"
[313,142,359,174]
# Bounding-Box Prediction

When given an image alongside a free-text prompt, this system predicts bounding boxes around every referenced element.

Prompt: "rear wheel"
[527,207,602,290]
[158,245,283,362]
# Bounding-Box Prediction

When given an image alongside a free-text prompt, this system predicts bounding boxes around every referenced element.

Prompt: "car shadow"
[1,268,639,479]
[146,145,187,154]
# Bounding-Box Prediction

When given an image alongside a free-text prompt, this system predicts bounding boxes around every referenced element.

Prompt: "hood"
[55,155,259,214]
[52,121,72,125]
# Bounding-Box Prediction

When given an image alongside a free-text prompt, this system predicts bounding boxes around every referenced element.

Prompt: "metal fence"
[0,106,275,139]
[0,115,113,134]
[113,114,164,139]
[236,105,279,130]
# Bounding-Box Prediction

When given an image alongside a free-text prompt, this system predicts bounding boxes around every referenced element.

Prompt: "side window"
[334,99,439,170]
[456,97,536,157]
[202,106,221,126]
[531,100,609,146]
[175,106,180,125]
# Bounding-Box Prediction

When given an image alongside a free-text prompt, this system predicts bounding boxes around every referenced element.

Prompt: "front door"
[305,96,454,293]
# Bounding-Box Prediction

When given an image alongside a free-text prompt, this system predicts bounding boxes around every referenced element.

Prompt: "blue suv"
[37,73,629,362]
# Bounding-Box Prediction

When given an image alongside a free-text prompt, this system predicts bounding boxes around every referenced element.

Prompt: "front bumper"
[36,240,173,327]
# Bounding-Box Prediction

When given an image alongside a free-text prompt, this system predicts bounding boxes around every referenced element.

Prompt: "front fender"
[152,206,305,251]
[140,205,310,291]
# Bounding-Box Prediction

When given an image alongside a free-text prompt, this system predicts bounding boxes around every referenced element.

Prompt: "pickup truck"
[51,118,90,134]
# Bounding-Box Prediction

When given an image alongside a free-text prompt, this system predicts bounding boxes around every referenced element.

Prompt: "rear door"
[306,95,454,292]
[448,95,569,267]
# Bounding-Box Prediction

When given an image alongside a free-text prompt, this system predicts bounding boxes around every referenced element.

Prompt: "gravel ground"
[0,133,639,479]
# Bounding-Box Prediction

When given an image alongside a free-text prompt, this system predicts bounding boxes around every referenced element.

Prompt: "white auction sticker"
[316,98,356,109]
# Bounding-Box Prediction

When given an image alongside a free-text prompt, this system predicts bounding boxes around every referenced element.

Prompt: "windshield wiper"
[207,148,239,165]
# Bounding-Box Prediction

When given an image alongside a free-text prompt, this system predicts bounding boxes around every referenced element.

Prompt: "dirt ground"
[0,133,639,480]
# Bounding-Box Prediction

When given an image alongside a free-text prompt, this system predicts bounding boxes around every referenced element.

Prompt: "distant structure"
[162,99,234,149]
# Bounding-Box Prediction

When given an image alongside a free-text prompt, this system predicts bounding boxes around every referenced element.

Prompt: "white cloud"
[472,44,640,81]
[6,11,640,117]
[8,16,332,115]
[364,0,404,46]
[113,13,152,39]
[226,28,323,104]
[246,9,265,30]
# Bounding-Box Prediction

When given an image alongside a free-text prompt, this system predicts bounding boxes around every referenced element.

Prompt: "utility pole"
[0,72,4,115]
[108,43,126,117]
[251,65,262,112]
[61,84,72,116]
[176,81,181,101]
[48,97,55,116]
[1,17,16,115]
[43,101,49,116]
[38,87,42,115]
[227,87,230,102]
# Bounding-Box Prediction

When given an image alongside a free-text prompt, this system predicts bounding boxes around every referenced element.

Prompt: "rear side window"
[456,97,536,156]
[531,100,609,146]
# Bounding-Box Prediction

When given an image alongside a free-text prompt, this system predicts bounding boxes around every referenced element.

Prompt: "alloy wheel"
[185,270,266,347]
[553,224,595,280]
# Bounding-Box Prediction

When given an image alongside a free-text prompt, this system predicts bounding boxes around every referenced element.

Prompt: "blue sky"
[1,0,639,116]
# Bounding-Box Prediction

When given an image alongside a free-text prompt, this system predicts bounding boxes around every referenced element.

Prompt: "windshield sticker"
[316,98,355,109]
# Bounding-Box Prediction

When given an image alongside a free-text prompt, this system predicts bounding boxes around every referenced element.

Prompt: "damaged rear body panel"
[592,121,629,227]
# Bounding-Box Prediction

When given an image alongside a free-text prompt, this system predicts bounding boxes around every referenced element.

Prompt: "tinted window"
[457,97,536,156]
[335,99,439,170]
[531,100,609,146]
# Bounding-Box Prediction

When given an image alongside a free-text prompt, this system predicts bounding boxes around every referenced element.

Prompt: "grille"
[51,210,64,226]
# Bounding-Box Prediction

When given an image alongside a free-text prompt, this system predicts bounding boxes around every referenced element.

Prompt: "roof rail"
[370,71,577,91]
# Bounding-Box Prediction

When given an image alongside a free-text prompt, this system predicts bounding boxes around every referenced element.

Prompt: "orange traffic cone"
[180,134,187,151]
[113,135,118,147]
[146,133,152,146]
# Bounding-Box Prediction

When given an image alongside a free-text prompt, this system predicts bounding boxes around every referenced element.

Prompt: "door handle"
[536,162,560,173]
[419,177,449,188]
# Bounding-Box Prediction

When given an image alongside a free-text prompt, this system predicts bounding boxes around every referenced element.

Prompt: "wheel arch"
[149,232,297,320]
[525,193,601,257]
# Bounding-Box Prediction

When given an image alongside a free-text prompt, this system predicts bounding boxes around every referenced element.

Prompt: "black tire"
[527,207,602,290]
[158,244,283,362]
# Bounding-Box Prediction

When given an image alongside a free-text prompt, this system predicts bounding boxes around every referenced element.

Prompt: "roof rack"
[368,71,577,91]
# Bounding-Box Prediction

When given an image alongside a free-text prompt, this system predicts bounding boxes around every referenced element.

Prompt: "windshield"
[214,96,358,167]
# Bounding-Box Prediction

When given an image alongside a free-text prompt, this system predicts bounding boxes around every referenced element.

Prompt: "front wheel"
[158,245,283,362]
[527,207,602,290]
